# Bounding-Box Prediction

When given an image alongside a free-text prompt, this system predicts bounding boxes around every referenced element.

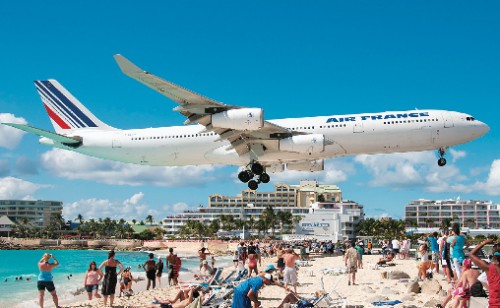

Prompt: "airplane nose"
[477,121,490,137]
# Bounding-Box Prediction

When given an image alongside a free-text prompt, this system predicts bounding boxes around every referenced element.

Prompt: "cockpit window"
[466,117,475,121]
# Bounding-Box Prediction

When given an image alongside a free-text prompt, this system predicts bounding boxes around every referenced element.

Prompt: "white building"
[404,198,500,229]
[291,201,364,241]
[161,181,364,238]
[0,200,63,228]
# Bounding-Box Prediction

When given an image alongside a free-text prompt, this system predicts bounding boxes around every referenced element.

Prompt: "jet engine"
[287,160,324,172]
[211,108,264,131]
[280,134,325,154]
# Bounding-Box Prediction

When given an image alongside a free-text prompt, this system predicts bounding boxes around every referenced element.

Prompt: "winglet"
[114,54,146,77]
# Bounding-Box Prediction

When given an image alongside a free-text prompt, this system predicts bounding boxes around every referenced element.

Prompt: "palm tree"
[146,215,153,226]
[277,211,293,233]
[261,205,277,235]
[76,214,84,225]
[132,219,137,225]
[208,219,220,235]
[440,218,452,231]
[465,218,476,228]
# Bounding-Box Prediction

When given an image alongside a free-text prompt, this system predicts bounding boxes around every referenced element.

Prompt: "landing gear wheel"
[251,163,264,175]
[248,180,259,190]
[238,170,253,183]
[260,173,270,183]
[438,157,447,167]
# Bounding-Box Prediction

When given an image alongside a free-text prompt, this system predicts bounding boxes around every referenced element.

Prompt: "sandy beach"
[58,252,449,308]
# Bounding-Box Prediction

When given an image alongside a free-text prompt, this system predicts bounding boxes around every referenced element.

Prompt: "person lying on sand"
[148,285,202,308]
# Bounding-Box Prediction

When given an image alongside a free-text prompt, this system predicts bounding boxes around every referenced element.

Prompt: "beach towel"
[371,300,402,306]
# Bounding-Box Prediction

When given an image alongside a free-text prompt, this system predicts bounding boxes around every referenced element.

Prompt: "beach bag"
[470,281,487,297]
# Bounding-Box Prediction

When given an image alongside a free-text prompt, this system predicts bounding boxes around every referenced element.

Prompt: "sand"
[58,253,450,308]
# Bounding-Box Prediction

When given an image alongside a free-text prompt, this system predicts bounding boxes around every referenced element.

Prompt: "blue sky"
[0,1,499,222]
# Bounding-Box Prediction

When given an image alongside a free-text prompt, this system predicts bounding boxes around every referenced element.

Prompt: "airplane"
[2,55,490,190]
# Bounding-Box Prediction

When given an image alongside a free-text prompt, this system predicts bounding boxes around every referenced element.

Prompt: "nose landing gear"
[437,147,447,167]
[238,162,270,190]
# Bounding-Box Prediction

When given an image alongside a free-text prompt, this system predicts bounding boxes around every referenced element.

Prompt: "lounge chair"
[316,276,348,307]
[233,268,248,282]
[213,270,236,286]
[202,288,234,308]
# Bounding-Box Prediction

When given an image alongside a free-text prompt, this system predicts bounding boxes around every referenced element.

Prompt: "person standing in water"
[37,253,59,308]
[84,261,102,300]
[98,250,124,307]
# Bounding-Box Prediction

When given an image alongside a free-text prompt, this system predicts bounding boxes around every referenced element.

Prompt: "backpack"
[470,281,487,297]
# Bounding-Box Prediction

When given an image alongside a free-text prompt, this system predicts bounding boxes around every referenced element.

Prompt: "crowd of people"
[34,229,500,308]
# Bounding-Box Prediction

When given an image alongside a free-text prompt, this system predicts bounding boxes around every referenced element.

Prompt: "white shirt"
[392,239,400,249]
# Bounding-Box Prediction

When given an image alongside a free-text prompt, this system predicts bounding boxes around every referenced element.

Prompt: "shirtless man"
[166,248,176,286]
[283,248,299,293]
[438,259,479,308]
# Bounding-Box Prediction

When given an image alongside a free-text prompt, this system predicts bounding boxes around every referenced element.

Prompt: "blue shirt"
[452,235,466,260]
[232,276,264,308]
[38,270,53,282]
[428,236,439,252]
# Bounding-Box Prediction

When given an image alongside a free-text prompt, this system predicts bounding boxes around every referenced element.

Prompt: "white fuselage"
[46,109,489,169]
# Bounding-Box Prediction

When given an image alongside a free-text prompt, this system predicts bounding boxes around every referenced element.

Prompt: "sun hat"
[264,264,277,272]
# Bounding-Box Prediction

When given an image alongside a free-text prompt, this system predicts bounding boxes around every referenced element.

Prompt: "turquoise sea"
[0,249,209,308]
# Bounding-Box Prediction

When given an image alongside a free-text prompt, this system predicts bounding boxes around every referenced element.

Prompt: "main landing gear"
[437,147,447,167]
[238,161,270,190]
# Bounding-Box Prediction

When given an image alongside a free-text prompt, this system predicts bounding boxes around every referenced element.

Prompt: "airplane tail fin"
[34,79,114,133]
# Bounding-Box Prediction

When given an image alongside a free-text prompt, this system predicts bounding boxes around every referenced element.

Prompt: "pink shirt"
[85,270,99,285]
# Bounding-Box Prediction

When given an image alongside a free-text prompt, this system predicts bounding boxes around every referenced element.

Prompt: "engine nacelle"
[287,160,324,172]
[280,134,325,154]
[211,108,264,131]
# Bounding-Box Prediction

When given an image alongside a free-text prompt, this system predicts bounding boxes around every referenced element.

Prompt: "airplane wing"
[1,123,82,146]
[114,54,296,156]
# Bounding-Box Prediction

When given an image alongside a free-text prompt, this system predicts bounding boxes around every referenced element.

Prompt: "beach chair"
[202,288,234,308]
[233,268,248,282]
[208,268,223,286]
[214,270,236,286]
[198,267,224,287]
[316,276,348,307]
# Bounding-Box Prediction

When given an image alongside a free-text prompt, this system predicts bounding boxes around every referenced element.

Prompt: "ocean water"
[0,249,217,308]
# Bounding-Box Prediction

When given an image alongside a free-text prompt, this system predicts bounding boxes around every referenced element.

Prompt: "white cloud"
[472,159,500,196]
[449,148,466,163]
[353,151,466,192]
[0,177,46,199]
[40,149,218,187]
[0,113,27,149]
[63,192,158,221]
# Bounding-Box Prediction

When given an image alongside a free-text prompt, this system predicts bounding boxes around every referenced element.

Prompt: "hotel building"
[161,181,364,240]
[404,199,500,229]
[0,200,63,228]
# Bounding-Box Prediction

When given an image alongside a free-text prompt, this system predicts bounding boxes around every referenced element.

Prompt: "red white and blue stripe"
[34,80,98,130]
